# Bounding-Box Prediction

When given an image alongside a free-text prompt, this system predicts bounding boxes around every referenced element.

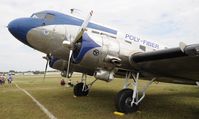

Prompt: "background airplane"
[8,10,199,113]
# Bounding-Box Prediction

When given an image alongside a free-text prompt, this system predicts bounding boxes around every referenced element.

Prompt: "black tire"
[115,89,139,113]
[73,83,89,96]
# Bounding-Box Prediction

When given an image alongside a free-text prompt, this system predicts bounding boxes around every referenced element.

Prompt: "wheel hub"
[125,97,133,108]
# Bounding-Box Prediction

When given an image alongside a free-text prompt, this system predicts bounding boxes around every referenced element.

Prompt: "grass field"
[0,74,198,119]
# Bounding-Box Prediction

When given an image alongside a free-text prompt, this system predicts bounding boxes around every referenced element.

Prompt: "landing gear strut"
[115,72,155,113]
[73,74,98,97]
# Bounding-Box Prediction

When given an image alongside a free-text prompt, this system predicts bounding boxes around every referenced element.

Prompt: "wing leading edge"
[130,44,199,85]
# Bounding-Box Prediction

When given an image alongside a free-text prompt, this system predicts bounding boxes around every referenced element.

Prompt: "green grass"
[0,75,198,119]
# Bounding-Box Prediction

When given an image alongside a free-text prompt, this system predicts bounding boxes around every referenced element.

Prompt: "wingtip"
[179,42,187,52]
[196,82,199,86]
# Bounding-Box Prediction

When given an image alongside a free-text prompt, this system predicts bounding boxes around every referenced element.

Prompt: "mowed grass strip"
[0,74,199,119]
[0,84,48,119]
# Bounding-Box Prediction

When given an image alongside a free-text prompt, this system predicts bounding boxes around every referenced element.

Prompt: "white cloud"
[0,0,199,72]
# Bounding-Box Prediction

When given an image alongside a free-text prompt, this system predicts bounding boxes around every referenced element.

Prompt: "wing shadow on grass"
[34,86,198,119]
[86,88,199,119]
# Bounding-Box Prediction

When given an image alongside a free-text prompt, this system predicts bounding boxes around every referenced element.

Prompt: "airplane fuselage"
[8,10,199,114]
[8,10,165,81]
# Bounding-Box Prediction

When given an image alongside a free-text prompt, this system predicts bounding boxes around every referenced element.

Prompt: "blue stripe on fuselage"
[8,18,45,47]
[9,10,117,48]
[35,10,117,35]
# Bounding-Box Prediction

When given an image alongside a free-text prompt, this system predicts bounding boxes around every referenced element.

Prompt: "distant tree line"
[0,70,59,75]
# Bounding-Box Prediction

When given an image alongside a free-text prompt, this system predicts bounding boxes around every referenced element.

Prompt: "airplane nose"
[8,19,18,32]
[8,18,28,45]
[8,19,19,36]
[8,18,44,46]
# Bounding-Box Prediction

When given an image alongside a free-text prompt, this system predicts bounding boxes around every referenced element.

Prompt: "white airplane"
[8,10,199,113]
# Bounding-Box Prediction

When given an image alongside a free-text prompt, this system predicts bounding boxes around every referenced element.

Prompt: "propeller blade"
[62,10,93,78]
[43,59,49,80]
[42,56,48,60]
[63,10,93,49]
[72,10,93,44]
[66,50,73,78]
[43,54,50,81]
[0,25,7,28]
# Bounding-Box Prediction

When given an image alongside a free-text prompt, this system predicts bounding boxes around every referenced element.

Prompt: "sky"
[0,0,199,72]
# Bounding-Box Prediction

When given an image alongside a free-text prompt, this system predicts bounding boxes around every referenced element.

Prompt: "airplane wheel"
[115,89,139,113]
[74,83,89,96]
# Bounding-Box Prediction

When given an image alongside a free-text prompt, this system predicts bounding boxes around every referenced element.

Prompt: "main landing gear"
[73,74,97,97]
[115,72,155,113]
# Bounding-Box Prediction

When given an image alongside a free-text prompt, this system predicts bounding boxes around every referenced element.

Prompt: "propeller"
[0,25,8,28]
[43,54,50,81]
[66,49,73,78]
[0,25,8,32]
[63,10,93,78]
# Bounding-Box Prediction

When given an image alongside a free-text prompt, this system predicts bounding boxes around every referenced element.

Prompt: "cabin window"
[92,30,100,34]
[99,32,116,39]
[125,40,131,44]
[139,45,146,51]
[110,36,116,39]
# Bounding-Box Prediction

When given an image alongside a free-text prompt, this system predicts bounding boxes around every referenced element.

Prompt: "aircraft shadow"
[87,88,199,119]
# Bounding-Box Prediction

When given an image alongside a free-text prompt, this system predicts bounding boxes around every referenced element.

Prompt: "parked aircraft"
[8,10,199,113]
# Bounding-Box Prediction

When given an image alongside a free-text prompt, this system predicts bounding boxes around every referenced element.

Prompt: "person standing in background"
[7,73,13,85]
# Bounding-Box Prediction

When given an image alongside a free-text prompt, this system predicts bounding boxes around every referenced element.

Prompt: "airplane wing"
[130,43,199,85]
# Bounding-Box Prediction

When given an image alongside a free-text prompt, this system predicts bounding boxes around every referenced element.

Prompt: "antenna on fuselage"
[70,8,81,14]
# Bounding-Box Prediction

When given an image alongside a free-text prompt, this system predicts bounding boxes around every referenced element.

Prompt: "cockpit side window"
[31,13,55,20]
[31,13,46,19]
[44,14,55,20]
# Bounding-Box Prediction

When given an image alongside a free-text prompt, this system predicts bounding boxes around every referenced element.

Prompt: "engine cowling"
[94,69,114,82]
[71,32,120,74]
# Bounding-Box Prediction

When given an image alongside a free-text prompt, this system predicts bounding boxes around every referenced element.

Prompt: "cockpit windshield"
[31,13,45,19]
[31,12,55,20]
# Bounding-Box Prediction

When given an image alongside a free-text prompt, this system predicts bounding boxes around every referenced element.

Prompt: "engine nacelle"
[94,70,114,82]
[104,55,121,66]
[70,32,121,74]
